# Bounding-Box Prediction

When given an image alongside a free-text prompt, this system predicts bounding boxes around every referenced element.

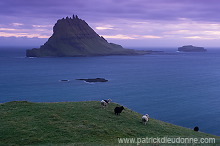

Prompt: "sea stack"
[26,15,144,57]
[178,45,207,52]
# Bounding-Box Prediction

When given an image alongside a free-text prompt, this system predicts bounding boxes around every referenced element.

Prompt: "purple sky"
[1,0,220,48]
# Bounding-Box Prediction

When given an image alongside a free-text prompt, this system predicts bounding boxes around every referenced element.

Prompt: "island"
[76,78,108,83]
[178,45,207,52]
[26,15,148,57]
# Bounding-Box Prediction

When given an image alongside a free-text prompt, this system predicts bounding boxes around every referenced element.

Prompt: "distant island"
[178,45,207,52]
[26,15,148,57]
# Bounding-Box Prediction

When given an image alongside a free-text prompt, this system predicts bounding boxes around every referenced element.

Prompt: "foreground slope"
[0,101,219,145]
[26,15,145,57]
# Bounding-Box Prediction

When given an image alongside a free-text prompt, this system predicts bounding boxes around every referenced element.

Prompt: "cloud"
[0,36,47,47]
[0,23,52,39]
[2,0,220,23]
[11,23,23,26]
[0,32,50,38]
[94,17,220,40]
[1,0,220,47]
[102,34,162,40]
[102,34,135,39]
[142,35,162,39]
[32,25,53,28]
[184,36,205,39]
[0,28,16,31]
[95,25,114,30]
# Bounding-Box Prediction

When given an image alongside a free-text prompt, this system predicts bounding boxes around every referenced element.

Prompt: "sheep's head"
[145,114,149,118]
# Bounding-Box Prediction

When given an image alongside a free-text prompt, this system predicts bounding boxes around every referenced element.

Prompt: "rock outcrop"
[26,15,145,57]
[178,45,206,52]
[76,78,108,83]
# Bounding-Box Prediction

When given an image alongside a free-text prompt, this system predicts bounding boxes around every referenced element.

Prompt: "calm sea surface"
[0,47,220,136]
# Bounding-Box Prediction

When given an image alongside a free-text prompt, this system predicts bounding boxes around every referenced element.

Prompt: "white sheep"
[100,99,111,108]
[142,114,149,125]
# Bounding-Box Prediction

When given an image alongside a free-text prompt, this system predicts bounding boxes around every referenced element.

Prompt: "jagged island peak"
[26,15,146,57]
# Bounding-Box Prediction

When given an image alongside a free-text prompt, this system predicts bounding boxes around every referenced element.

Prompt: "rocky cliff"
[26,15,144,57]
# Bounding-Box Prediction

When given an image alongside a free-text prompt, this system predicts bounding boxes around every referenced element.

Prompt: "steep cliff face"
[26,15,139,57]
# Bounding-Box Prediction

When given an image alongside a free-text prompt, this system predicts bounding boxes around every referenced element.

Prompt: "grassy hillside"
[0,101,219,145]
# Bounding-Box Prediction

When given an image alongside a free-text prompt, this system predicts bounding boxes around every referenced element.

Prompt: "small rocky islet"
[59,78,108,83]
[76,78,108,83]
[178,45,207,52]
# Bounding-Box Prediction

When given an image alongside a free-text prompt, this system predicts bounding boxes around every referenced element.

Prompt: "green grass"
[0,101,219,145]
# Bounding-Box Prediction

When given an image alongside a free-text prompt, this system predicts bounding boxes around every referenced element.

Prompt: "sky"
[1,0,220,48]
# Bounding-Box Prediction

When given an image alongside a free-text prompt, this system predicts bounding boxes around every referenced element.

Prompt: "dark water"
[0,48,220,136]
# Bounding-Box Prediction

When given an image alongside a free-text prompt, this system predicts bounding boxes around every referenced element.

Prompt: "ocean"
[0,47,220,136]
